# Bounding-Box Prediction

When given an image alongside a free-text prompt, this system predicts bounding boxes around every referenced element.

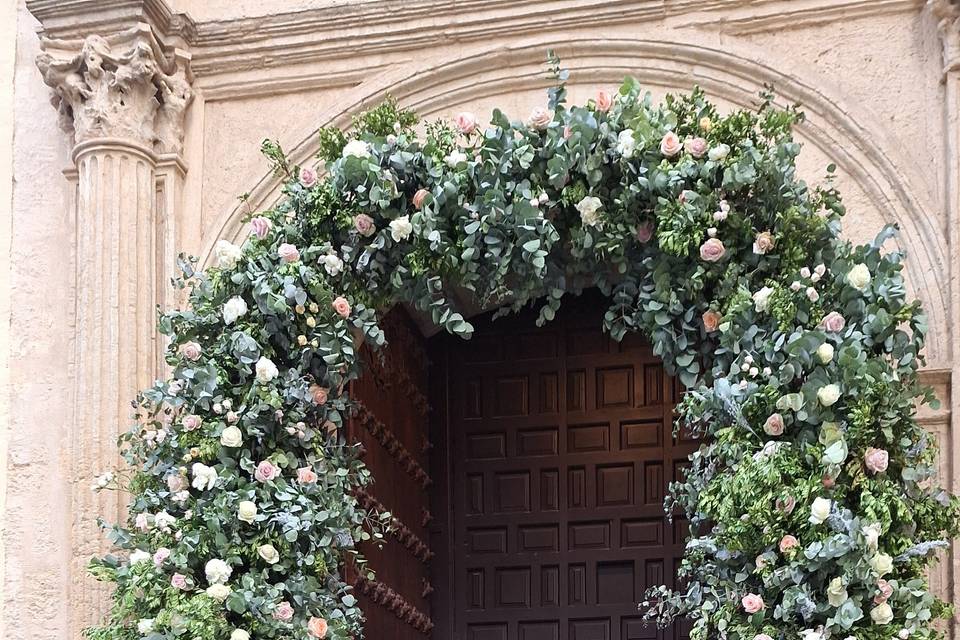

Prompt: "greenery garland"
[87,57,960,640]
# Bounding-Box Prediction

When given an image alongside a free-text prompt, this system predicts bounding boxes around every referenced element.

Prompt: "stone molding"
[930,0,960,74]
[35,23,193,155]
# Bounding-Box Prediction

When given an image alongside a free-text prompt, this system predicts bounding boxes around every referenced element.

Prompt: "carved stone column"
[32,14,193,634]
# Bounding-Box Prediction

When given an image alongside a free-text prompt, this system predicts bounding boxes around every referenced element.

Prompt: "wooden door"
[349,308,434,639]
[429,292,695,640]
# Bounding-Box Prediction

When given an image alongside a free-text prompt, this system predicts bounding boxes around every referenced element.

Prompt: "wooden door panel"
[430,292,695,640]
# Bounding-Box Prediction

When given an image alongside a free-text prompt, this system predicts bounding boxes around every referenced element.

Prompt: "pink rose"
[273,601,295,622]
[702,310,721,333]
[255,460,280,483]
[250,216,272,239]
[699,238,726,262]
[874,579,894,605]
[166,474,185,492]
[636,222,653,243]
[332,296,351,318]
[308,617,329,638]
[153,547,170,566]
[278,243,300,263]
[454,111,477,134]
[660,131,683,157]
[741,593,765,613]
[412,188,429,210]
[182,415,201,432]
[297,467,318,484]
[171,573,188,590]
[595,90,614,112]
[684,136,708,158]
[755,635,774,640]
[776,495,796,514]
[181,341,201,361]
[822,473,836,489]
[299,167,317,187]
[563,126,573,140]
[821,312,846,333]
[310,384,329,405]
[135,512,150,532]
[779,535,799,552]
[528,107,552,130]
[354,214,376,237]
[753,231,775,255]
[864,447,889,474]
[764,413,784,436]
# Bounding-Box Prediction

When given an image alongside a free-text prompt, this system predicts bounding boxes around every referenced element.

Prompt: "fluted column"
[32,15,193,634]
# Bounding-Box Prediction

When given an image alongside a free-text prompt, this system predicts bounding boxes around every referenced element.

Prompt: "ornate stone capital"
[35,22,193,155]
[929,0,960,75]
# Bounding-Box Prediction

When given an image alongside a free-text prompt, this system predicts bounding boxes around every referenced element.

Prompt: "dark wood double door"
[351,293,694,640]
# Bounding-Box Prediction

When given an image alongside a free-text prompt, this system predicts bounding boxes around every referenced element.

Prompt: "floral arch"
[88,61,960,640]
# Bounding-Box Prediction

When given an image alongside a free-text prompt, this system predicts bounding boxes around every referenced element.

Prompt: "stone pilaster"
[31,8,193,634]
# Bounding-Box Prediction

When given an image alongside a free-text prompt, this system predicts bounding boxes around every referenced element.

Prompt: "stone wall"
[3,1,959,638]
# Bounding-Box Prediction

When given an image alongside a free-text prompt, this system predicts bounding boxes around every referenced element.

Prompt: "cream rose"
[817,384,841,407]
[214,240,243,270]
[445,150,468,167]
[870,552,894,576]
[320,253,344,276]
[576,196,603,227]
[708,144,730,161]
[206,583,232,601]
[220,425,243,448]
[616,130,637,158]
[827,576,848,607]
[223,296,248,325]
[847,263,871,290]
[238,500,257,524]
[342,139,371,158]
[862,522,882,550]
[231,631,251,640]
[191,463,219,491]
[205,558,232,584]
[258,544,280,564]
[255,356,279,383]
[810,496,832,524]
[752,286,774,313]
[816,343,834,364]
[871,602,894,625]
[389,215,413,242]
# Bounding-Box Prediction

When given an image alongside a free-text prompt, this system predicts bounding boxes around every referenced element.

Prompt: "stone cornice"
[187,0,923,77]
[26,0,196,47]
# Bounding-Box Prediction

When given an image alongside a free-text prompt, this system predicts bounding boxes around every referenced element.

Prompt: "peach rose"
[297,467,318,484]
[254,460,280,483]
[660,131,683,157]
[181,341,201,361]
[741,593,765,613]
[684,136,708,158]
[753,231,775,255]
[595,90,614,112]
[528,107,552,130]
[779,535,799,552]
[636,222,654,243]
[332,296,351,318]
[278,243,300,263]
[182,415,201,431]
[864,447,889,474]
[310,384,329,405]
[454,111,477,134]
[699,238,726,262]
[299,167,318,187]
[307,617,329,638]
[702,310,722,333]
[354,214,376,237]
[820,312,846,333]
[250,216,272,239]
[763,413,784,436]
[412,188,429,210]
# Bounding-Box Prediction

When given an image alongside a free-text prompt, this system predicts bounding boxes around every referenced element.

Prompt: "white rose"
[205,558,233,584]
[258,543,280,564]
[191,463,219,491]
[847,263,871,290]
[213,240,243,270]
[206,583,232,602]
[320,253,344,276]
[806,286,820,302]
[800,629,824,640]
[137,619,155,634]
[752,286,774,313]
[153,510,176,533]
[870,552,894,576]
[255,356,279,383]
[342,139,371,158]
[816,343,834,364]
[871,602,894,625]
[576,196,603,227]
[818,384,841,407]
[810,496,832,524]
[129,549,151,565]
[231,631,251,640]
[800,267,811,278]
[862,522,881,551]
[223,296,248,325]
[445,150,468,167]
[827,576,848,607]
[220,425,243,448]
[237,500,257,524]
[616,130,637,158]
[389,215,413,242]
[708,144,730,161]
